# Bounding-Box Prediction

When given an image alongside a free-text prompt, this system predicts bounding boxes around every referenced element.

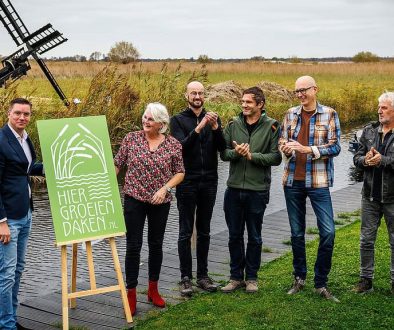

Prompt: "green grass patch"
[337,209,361,220]
[337,213,352,220]
[209,272,226,277]
[53,322,89,330]
[135,221,393,329]
[282,239,292,245]
[262,246,273,253]
[306,227,319,235]
[335,219,346,226]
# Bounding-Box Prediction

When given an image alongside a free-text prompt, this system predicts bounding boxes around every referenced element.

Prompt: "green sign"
[37,116,125,246]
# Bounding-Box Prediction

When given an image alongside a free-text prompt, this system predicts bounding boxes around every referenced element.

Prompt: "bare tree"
[89,51,103,62]
[108,41,140,64]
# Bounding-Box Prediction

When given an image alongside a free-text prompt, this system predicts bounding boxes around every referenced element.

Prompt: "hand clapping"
[365,147,381,167]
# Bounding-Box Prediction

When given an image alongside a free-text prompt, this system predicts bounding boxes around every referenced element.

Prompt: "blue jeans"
[284,181,335,288]
[0,210,32,330]
[224,188,269,281]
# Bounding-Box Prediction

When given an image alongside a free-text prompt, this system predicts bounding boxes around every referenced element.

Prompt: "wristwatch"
[164,184,172,193]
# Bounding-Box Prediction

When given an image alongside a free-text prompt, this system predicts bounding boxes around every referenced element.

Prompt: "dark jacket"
[353,122,394,203]
[220,112,282,191]
[0,124,43,219]
[170,108,226,182]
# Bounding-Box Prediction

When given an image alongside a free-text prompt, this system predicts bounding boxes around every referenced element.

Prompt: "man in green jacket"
[220,86,282,293]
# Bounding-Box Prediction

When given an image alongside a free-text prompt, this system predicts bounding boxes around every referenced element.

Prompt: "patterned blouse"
[114,130,184,203]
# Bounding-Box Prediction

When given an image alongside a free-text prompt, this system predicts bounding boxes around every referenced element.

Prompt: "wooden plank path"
[17,182,363,329]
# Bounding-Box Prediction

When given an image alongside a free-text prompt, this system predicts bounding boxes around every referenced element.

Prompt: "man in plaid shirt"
[279,75,341,302]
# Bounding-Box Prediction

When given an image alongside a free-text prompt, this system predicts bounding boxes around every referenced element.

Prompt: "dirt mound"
[205,81,243,103]
[206,80,294,104]
[257,81,294,102]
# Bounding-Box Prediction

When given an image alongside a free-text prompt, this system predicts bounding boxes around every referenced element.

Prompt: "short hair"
[9,98,32,112]
[242,87,265,105]
[144,102,170,134]
[378,92,394,107]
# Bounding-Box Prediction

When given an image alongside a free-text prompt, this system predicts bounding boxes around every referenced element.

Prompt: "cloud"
[0,0,392,58]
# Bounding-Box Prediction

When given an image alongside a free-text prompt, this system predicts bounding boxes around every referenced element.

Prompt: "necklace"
[146,134,165,152]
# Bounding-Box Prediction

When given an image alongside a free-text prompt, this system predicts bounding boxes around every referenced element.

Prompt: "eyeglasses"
[293,86,315,96]
[189,91,204,97]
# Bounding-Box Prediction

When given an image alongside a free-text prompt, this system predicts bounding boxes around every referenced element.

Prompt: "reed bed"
[1,61,394,157]
[27,61,394,79]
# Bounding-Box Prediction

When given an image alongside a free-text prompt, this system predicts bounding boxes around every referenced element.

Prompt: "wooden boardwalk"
[17,182,363,329]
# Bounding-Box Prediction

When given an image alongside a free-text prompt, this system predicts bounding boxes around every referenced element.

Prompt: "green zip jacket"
[220,112,282,191]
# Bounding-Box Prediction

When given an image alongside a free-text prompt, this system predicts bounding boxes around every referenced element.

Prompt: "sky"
[0,0,393,59]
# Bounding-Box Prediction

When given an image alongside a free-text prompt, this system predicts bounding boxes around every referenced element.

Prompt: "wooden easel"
[60,235,132,330]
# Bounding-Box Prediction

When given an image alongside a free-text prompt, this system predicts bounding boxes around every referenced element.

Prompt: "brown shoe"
[315,287,340,303]
[221,279,245,293]
[353,278,373,294]
[245,280,258,293]
[179,276,193,297]
[196,276,218,292]
[287,276,305,295]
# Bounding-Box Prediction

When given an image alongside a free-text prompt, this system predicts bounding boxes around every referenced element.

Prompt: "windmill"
[0,0,70,106]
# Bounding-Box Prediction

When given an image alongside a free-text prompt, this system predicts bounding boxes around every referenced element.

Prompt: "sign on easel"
[37,115,125,245]
[37,116,132,329]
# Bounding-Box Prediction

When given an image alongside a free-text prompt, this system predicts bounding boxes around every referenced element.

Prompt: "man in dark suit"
[0,98,43,330]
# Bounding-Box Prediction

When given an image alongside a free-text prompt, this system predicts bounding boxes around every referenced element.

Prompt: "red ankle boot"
[127,288,137,315]
[147,280,166,308]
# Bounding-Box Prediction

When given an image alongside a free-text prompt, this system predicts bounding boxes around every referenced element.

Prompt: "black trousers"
[124,195,170,289]
[176,180,217,279]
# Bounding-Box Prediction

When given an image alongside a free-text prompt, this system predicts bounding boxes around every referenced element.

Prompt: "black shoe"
[196,276,217,292]
[17,322,33,330]
[179,276,193,297]
[353,277,373,294]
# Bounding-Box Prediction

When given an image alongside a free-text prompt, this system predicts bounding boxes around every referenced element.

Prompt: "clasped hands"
[195,112,219,133]
[364,147,381,167]
[280,139,312,156]
[233,141,252,160]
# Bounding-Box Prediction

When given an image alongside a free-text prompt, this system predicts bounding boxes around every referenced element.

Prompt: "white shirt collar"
[8,123,28,141]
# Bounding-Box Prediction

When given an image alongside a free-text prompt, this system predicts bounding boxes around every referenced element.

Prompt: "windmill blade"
[33,55,70,106]
[23,23,68,55]
[0,0,70,106]
[0,0,30,45]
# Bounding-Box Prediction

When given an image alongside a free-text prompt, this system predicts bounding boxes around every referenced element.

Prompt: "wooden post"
[109,237,132,323]
[61,245,69,330]
[85,241,97,290]
[70,243,78,308]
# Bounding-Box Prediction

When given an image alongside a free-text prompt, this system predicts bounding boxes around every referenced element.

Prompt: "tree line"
[1,41,391,63]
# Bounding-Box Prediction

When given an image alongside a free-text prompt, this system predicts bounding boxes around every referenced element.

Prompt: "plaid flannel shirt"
[279,103,341,188]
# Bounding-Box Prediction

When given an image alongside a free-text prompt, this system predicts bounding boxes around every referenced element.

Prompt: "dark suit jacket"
[0,124,43,219]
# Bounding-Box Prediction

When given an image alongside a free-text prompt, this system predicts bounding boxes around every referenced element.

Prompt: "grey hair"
[378,92,394,107]
[144,102,170,134]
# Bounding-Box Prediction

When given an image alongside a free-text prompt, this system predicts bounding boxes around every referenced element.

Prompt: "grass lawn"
[135,220,393,329]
